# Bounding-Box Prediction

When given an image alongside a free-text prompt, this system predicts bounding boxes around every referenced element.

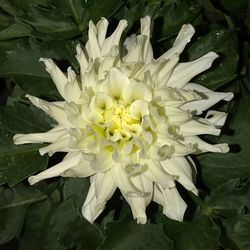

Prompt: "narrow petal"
[81,177,101,223]
[179,119,221,136]
[160,24,195,60]
[28,152,82,185]
[142,160,176,188]
[167,52,219,88]
[82,172,116,223]
[26,94,71,126]
[94,171,116,204]
[64,67,83,103]
[125,175,153,224]
[183,136,229,153]
[39,58,69,100]
[204,110,228,127]
[161,157,198,195]
[182,83,234,114]
[85,21,101,59]
[153,184,187,221]
[39,136,72,156]
[140,16,153,63]
[102,20,128,56]
[96,17,109,47]
[76,44,88,76]
[62,159,95,178]
[13,126,67,145]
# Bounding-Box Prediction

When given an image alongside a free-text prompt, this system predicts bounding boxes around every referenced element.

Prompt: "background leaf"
[157,214,220,250]
[0,103,52,186]
[198,84,250,188]
[100,219,173,250]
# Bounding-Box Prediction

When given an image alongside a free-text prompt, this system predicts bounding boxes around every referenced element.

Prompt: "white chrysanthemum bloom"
[14,16,233,224]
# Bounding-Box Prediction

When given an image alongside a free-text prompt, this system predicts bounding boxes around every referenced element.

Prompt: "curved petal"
[183,136,229,153]
[39,58,69,100]
[167,52,219,88]
[142,160,176,188]
[26,94,71,126]
[102,19,128,56]
[82,171,116,223]
[161,157,198,195]
[153,184,187,221]
[13,126,67,145]
[160,24,195,60]
[182,83,234,114]
[28,152,83,185]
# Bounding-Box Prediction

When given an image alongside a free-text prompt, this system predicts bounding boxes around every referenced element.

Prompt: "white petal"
[153,184,187,221]
[26,94,71,126]
[39,136,72,156]
[156,55,179,86]
[183,136,229,153]
[142,160,176,189]
[81,177,101,223]
[125,175,153,224]
[122,81,152,103]
[94,171,116,204]
[13,126,67,145]
[160,24,195,59]
[28,152,82,185]
[102,20,128,56]
[182,83,234,114]
[76,44,88,76]
[64,67,83,103]
[204,110,228,127]
[82,171,116,223]
[129,100,149,120]
[96,17,109,47]
[140,16,153,63]
[161,157,198,195]
[39,58,69,100]
[167,52,219,88]
[85,21,101,59]
[179,119,221,136]
[101,67,130,99]
[62,159,95,177]
[90,151,115,172]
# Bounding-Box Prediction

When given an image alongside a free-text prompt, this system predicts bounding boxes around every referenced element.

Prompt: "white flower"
[13,16,233,224]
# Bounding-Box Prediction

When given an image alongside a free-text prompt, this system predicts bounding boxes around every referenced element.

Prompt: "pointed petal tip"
[13,134,23,145]
[39,58,54,70]
[28,176,39,185]
[136,216,147,224]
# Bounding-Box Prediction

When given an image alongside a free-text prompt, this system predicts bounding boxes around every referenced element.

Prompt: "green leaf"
[219,0,249,12]
[100,219,173,250]
[0,183,47,244]
[158,215,220,250]
[198,84,250,188]
[21,6,79,40]
[160,0,201,40]
[62,177,90,210]
[0,0,25,16]
[0,38,78,77]
[204,178,250,217]
[188,29,238,90]
[0,103,52,186]
[12,76,60,100]
[0,38,78,98]
[221,214,250,250]
[0,21,33,41]
[20,199,103,250]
